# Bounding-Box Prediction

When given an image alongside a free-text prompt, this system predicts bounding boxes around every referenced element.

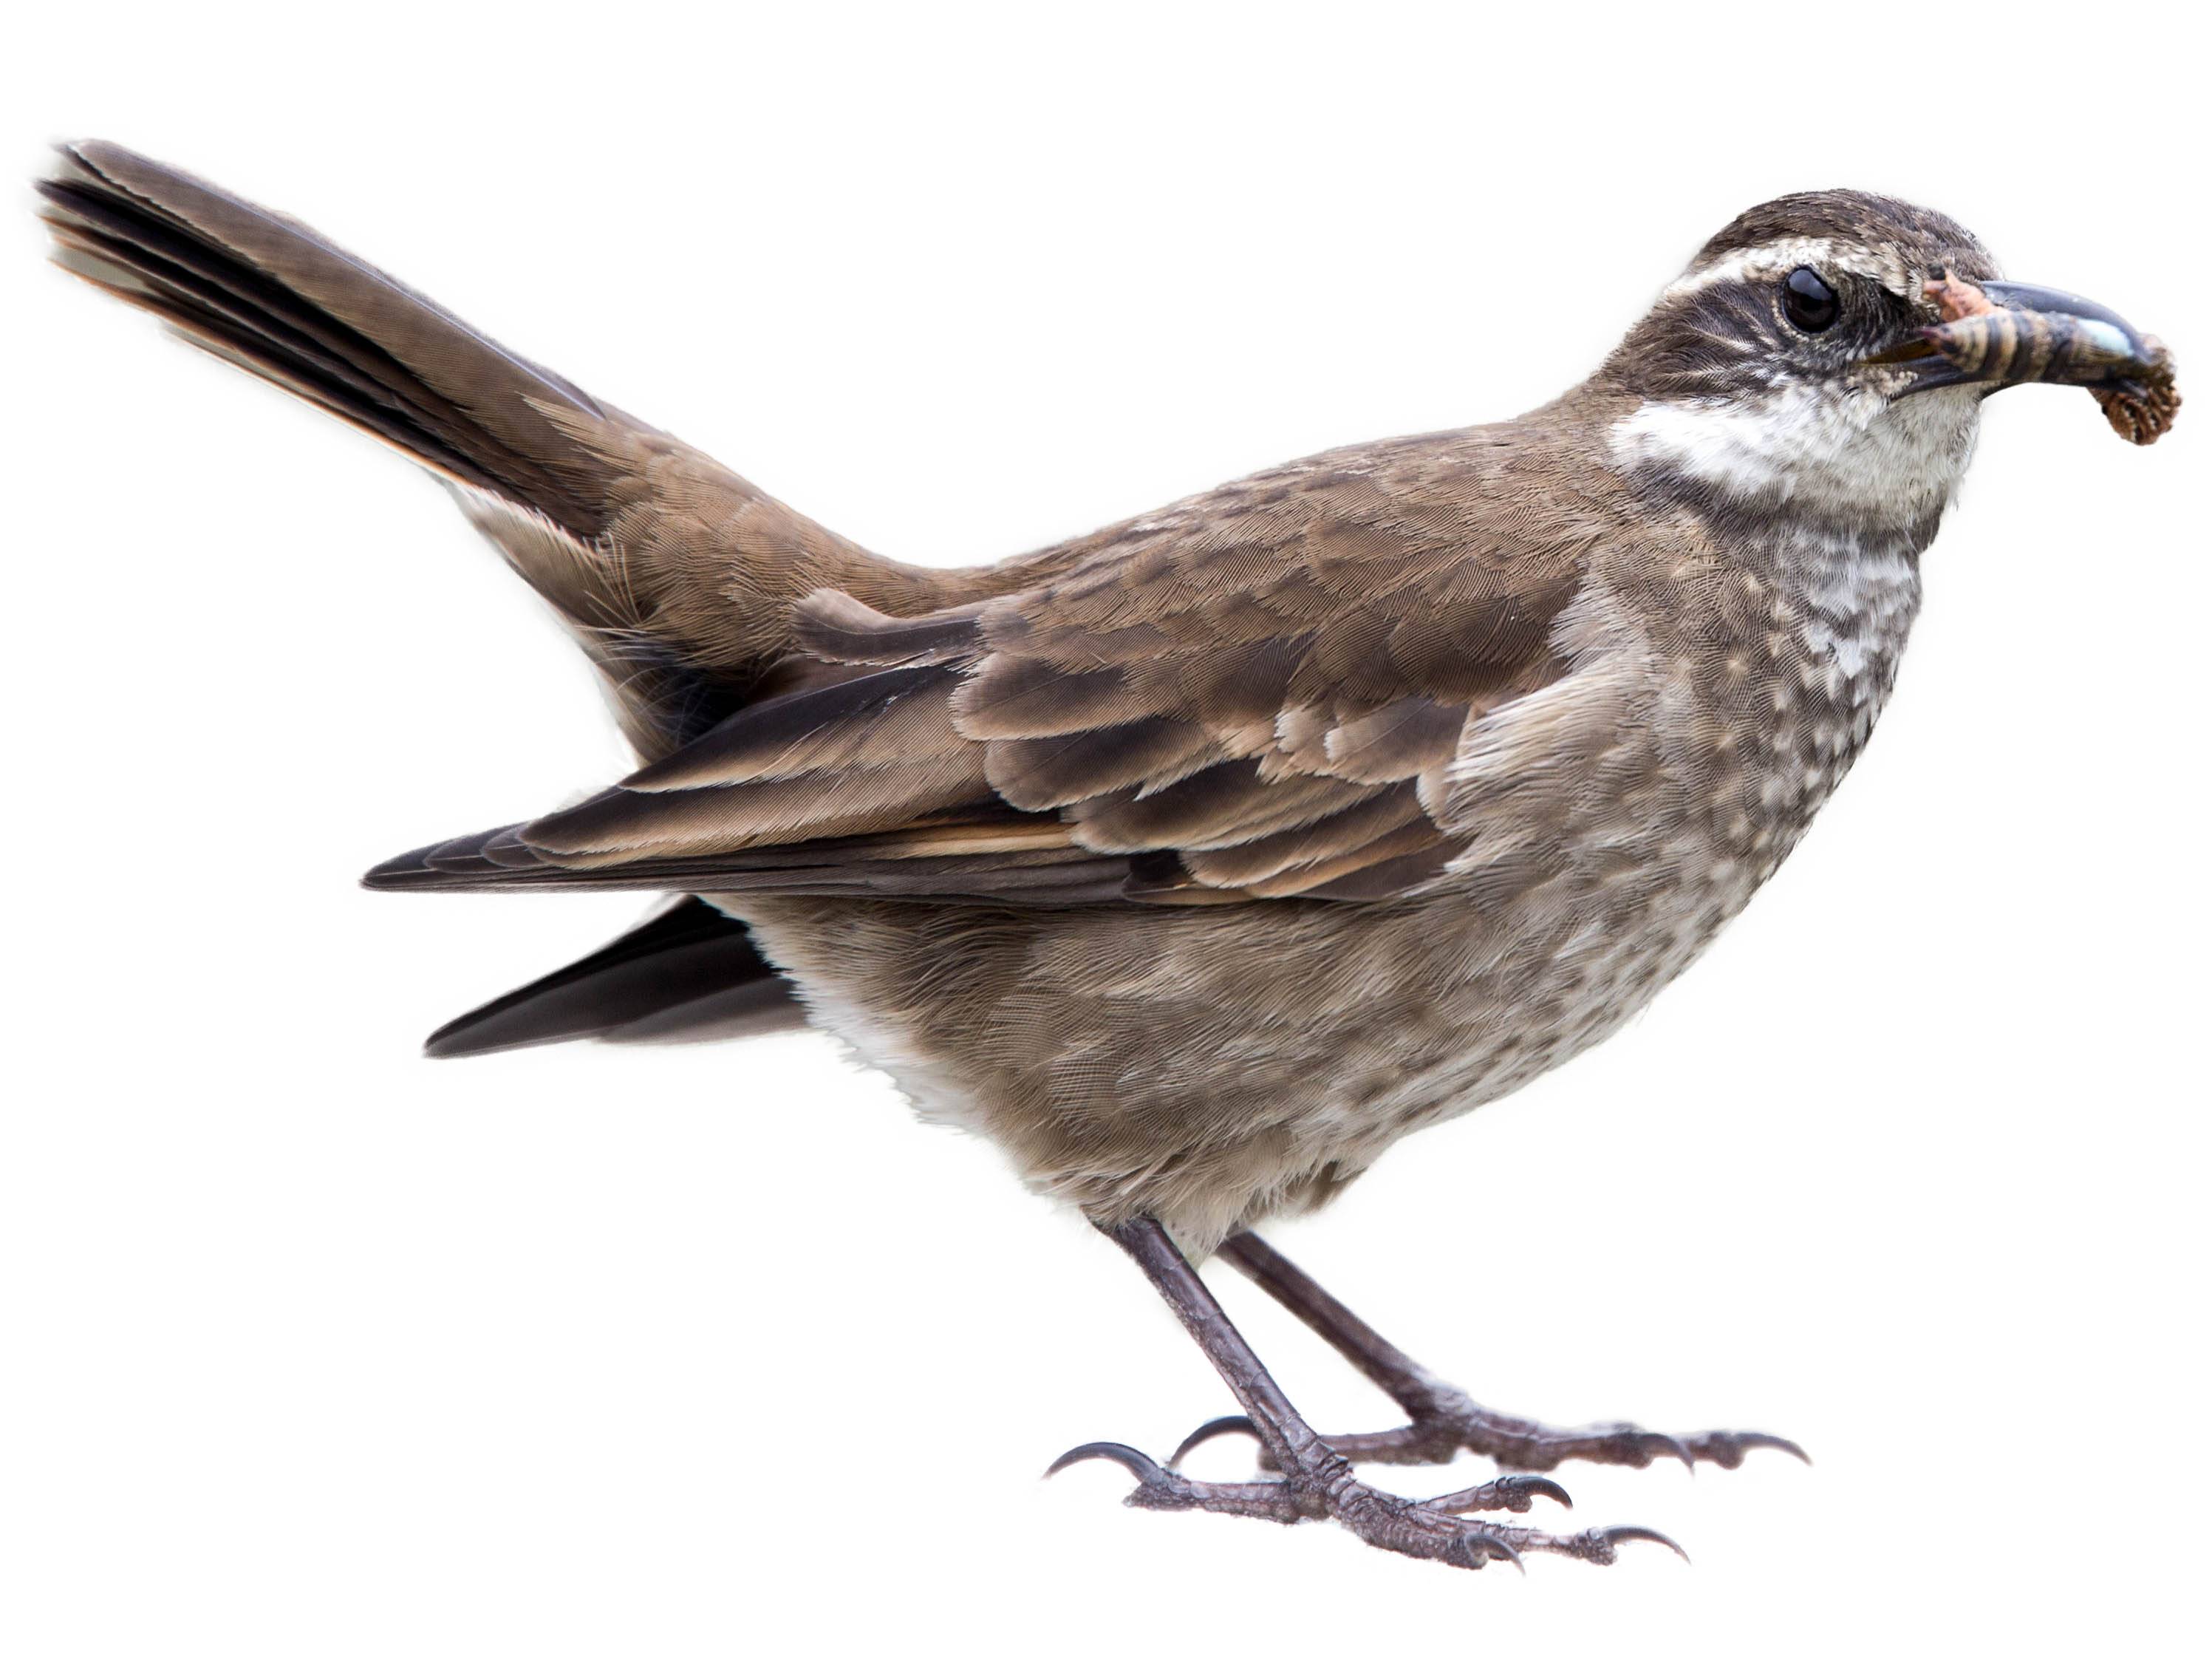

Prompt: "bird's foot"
[1172,1381,1807,1474]
[1046,1440,1683,1572]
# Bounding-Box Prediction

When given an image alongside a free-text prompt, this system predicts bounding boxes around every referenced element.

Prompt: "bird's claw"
[1680,1429,1812,1469]
[1045,1440,1171,1483]
[1168,1414,1259,1468]
[1049,1434,1678,1571]
[1589,1524,1691,1564]
[1419,1473,1574,1515]
[1048,1437,1305,1521]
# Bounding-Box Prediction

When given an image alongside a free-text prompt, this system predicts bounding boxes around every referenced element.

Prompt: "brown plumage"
[40,141,2176,1571]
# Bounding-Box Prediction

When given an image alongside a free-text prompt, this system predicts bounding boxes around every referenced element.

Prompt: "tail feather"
[36,140,748,757]
[54,241,516,503]
[38,140,615,536]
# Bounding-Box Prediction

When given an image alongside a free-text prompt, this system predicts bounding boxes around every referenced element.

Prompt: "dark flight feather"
[423,898,804,1057]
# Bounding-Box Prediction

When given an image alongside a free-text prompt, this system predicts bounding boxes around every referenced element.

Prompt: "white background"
[4,4,2206,1655]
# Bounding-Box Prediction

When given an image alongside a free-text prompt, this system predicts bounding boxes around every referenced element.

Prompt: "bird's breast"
[1696,523,1926,871]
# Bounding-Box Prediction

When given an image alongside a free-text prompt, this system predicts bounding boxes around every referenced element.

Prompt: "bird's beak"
[1864,271,2179,443]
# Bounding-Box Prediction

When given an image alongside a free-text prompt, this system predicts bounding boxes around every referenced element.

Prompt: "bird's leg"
[1171,1230,1806,1474]
[1048,1216,1682,1572]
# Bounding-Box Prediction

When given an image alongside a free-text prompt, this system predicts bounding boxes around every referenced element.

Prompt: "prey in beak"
[1867,270,2181,443]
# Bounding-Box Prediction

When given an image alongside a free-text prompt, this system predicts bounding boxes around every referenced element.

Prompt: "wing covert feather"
[368,432,1606,905]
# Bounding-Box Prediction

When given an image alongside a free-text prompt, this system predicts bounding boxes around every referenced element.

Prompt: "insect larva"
[1922,273,2180,445]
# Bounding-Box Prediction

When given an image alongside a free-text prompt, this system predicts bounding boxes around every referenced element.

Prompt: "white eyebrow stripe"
[1664,236,1909,300]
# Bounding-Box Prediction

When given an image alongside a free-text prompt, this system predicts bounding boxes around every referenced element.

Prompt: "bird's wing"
[369,433,1602,905]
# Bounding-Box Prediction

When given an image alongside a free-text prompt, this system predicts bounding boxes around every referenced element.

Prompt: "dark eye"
[1781,266,1840,333]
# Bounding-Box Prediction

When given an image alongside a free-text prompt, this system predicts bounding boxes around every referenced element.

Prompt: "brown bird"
[37,140,2178,1573]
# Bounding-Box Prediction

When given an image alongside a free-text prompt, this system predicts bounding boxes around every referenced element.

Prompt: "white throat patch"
[1605,381,1980,522]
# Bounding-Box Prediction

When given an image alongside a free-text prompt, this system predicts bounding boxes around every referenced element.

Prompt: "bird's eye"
[1781,267,1840,333]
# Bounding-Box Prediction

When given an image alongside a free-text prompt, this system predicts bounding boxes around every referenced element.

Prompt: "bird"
[36,140,2177,1573]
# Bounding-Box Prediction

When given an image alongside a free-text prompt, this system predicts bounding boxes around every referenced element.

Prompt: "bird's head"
[1595,189,2172,535]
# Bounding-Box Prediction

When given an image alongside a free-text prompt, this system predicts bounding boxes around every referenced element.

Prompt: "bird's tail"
[38,140,624,539]
[33,140,889,1053]
[36,140,946,761]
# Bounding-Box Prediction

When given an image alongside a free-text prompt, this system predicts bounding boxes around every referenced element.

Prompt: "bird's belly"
[1329,856,1761,1151]
[729,839,1761,1253]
